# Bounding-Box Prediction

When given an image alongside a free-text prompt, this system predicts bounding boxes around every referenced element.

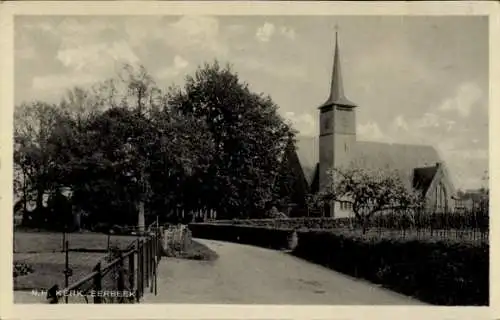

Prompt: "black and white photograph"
[2,2,496,317]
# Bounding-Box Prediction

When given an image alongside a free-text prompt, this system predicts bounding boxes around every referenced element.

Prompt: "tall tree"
[14,101,63,219]
[167,61,294,218]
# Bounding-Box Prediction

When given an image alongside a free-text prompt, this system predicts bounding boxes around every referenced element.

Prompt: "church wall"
[319,107,335,193]
[423,165,456,213]
[333,107,356,170]
[335,201,354,218]
[333,133,355,170]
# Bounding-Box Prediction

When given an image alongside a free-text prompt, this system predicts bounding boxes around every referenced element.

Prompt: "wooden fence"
[214,209,489,242]
[48,222,164,304]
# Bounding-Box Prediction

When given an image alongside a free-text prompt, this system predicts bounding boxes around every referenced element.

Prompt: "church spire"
[319,27,357,110]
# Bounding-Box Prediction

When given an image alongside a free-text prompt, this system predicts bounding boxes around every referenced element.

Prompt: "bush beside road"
[189,222,488,306]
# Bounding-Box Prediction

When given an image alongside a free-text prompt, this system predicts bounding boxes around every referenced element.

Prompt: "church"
[279,31,456,218]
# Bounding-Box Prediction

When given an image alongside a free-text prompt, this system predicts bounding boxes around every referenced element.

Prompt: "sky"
[14,15,489,190]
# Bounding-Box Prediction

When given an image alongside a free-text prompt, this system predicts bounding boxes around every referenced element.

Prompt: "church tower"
[318,29,357,217]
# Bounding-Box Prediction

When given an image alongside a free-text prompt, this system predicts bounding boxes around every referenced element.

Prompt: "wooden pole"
[62,231,66,252]
[64,240,69,304]
[128,252,135,303]
[117,253,125,303]
[137,241,143,301]
[93,262,102,304]
[107,232,111,251]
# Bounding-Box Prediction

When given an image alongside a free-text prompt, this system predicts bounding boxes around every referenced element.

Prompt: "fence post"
[137,241,142,300]
[150,236,154,285]
[135,239,141,302]
[117,253,125,303]
[107,232,111,251]
[64,240,69,304]
[158,226,163,262]
[154,239,158,296]
[128,250,135,303]
[140,240,144,299]
[62,231,66,252]
[93,262,102,304]
[151,234,155,294]
[148,237,152,281]
[144,239,149,288]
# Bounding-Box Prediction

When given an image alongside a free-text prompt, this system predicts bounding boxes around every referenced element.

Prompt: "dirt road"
[143,239,426,305]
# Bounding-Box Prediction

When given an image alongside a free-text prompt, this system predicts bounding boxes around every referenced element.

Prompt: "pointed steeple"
[319,28,357,110]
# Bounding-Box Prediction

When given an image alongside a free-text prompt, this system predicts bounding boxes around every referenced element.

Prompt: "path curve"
[143,239,427,305]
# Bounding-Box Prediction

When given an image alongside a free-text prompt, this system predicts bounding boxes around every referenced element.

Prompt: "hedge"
[188,223,294,250]
[189,222,488,306]
[213,211,489,231]
[293,230,489,306]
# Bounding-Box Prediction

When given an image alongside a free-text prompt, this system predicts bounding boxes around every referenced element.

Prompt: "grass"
[13,230,139,294]
[14,231,138,253]
[14,228,218,300]
[14,252,105,291]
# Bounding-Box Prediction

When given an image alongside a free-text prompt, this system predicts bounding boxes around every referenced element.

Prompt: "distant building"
[453,189,488,212]
[279,31,456,218]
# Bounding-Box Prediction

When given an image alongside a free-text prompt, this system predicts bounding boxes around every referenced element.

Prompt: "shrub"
[293,230,489,306]
[13,262,34,277]
[188,223,294,250]
[212,212,489,233]
[93,222,112,233]
[189,221,488,305]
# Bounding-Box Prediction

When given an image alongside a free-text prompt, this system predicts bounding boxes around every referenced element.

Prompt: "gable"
[294,136,319,185]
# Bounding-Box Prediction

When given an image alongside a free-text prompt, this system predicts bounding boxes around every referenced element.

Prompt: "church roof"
[294,136,442,191]
[413,165,439,195]
[320,31,357,110]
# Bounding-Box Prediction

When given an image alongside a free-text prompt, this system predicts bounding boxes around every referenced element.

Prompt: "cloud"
[438,82,484,118]
[392,115,409,131]
[280,26,296,40]
[237,58,307,79]
[57,41,140,73]
[256,22,276,42]
[156,55,190,79]
[415,112,440,128]
[32,73,99,93]
[357,121,389,142]
[125,16,227,56]
[25,17,118,50]
[169,16,222,52]
[284,112,316,136]
[256,23,296,42]
[438,147,488,189]
[16,46,36,60]
[447,148,488,160]
[227,24,246,35]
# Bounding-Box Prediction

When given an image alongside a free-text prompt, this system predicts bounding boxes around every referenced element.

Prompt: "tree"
[45,65,216,227]
[14,62,293,228]
[314,167,424,233]
[479,169,489,213]
[14,101,64,225]
[167,61,294,219]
